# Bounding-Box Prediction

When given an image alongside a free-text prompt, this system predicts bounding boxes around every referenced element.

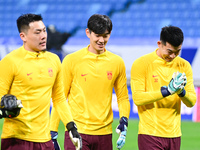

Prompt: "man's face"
[20,20,47,52]
[86,29,111,54]
[157,41,182,62]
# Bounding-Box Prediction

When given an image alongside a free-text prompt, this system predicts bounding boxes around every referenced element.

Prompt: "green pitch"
[0,119,200,150]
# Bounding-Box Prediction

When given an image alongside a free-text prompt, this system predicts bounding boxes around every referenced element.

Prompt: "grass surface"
[0,119,200,150]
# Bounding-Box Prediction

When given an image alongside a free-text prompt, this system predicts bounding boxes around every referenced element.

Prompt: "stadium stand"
[0,0,199,41]
[0,0,199,46]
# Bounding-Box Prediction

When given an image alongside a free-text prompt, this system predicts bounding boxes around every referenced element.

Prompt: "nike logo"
[152,75,158,77]
[81,74,88,76]
[27,73,33,76]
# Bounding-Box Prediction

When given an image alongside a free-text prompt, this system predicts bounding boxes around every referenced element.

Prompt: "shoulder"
[1,47,22,63]
[106,50,124,62]
[46,51,61,64]
[134,51,155,64]
[63,48,85,62]
[46,51,60,59]
[175,56,192,67]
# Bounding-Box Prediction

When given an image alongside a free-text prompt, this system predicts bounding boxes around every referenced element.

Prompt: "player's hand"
[0,94,23,119]
[176,72,187,97]
[50,131,61,150]
[168,72,186,94]
[0,108,19,118]
[116,116,128,149]
[67,122,82,150]
[161,72,187,97]
[1,94,23,110]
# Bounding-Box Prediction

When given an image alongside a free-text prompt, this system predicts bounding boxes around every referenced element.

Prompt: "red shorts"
[138,134,181,150]
[1,138,54,150]
[64,131,112,150]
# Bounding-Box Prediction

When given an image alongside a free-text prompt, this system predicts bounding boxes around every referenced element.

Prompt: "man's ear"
[19,32,26,42]
[85,28,90,38]
[157,41,162,48]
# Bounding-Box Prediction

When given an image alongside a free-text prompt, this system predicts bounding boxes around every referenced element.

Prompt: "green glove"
[168,72,186,94]
[161,72,187,97]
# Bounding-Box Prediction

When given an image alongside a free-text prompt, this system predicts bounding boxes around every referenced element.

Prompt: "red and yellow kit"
[131,49,196,137]
[50,45,130,135]
[0,46,73,142]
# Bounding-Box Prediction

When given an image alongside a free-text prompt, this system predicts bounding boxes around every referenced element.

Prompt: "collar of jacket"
[85,44,107,58]
[21,46,46,59]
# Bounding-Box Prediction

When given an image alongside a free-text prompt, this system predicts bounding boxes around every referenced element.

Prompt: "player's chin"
[39,45,47,51]
[167,59,173,62]
[97,46,104,51]
[165,58,173,62]
[40,48,47,52]
[96,48,104,53]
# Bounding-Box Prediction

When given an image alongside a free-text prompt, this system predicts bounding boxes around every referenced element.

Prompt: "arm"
[50,107,60,132]
[49,57,67,150]
[51,56,82,150]
[51,60,73,126]
[131,58,164,106]
[0,56,15,99]
[179,63,196,107]
[50,55,73,132]
[114,59,130,119]
[0,57,23,118]
[114,58,130,149]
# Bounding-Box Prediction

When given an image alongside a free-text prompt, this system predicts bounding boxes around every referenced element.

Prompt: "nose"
[170,53,176,59]
[98,36,104,43]
[41,32,47,40]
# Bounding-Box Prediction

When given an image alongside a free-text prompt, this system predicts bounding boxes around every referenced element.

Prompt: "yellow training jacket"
[50,45,130,135]
[131,49,196,137]
[0,46,73,142]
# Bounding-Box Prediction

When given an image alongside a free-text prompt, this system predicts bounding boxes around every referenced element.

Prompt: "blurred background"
[0,0,200,125]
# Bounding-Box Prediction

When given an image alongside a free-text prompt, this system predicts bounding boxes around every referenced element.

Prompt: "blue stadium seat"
[0,0,199,41]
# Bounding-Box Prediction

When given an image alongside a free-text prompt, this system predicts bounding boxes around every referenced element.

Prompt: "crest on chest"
[107,71,112,80]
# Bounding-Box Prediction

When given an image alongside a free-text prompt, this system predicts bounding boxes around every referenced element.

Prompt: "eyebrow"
[95,31,110,34]
[167,49,181,52]
[35,27,46,32]
[104,32,110,35]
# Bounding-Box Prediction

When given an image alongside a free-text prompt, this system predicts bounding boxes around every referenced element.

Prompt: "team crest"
[48,68,53,77]
[107,71,112,80]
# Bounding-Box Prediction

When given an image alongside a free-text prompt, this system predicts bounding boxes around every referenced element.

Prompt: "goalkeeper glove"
[0,108,21,119]
[0,94,23,119]
[161,72,187,97]
[50,131,61,150]
[1,94,23,110]
[116,116,128,149]
[176,72,187,97]
[66,122,82,150]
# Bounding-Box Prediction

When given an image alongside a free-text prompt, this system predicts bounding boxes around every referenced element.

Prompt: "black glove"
[50,131,61,150]
[0,94,23,119]
[1,94,23,110]
[0,108,21,119]
[66,122,82,150]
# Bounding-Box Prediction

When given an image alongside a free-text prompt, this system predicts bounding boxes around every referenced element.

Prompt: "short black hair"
[160,25,184,47]
[17,13,43,33]
[87,14,112,34]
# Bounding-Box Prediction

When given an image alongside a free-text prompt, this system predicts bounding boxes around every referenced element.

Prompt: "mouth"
[40,41,46,46]
[166,58,173,62]
[97,43,104,48]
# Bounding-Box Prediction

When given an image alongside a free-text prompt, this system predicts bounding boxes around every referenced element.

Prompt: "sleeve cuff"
[161,86,171,97]
[178,89,186,97]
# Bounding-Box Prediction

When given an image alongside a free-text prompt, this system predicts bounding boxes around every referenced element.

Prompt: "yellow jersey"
[50,45,130,135]
[0,46,73,142]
